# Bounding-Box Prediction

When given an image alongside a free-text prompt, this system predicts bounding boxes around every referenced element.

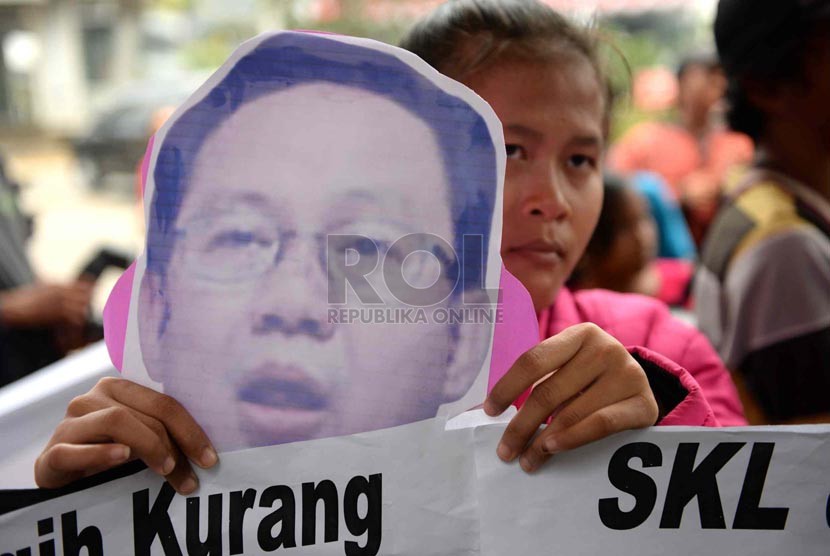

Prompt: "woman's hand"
[35,377,218,494]
[484,323,659,472]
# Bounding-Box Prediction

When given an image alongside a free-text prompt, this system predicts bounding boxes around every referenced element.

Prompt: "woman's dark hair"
[715,0,830,141]
[585,174,629,258]
[566,174,629,286]
[399,0,607,107]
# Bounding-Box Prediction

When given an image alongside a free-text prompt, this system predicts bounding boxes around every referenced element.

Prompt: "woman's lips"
[505,240,566,267]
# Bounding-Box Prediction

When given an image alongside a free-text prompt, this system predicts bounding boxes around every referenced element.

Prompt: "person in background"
[630,171,696,260]
[609,53,754,245]
[695,0,830,425]
[0,154,94,386]
[401,0,745,440]
[570,174,694,308]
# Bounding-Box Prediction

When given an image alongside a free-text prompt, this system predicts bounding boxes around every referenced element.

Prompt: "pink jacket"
[537,288,746,427]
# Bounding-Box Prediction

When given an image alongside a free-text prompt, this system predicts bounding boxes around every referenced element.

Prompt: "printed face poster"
[111,30,507,451]
[2,31,829,556]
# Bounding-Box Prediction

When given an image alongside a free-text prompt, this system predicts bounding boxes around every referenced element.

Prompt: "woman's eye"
[568,154,596,170]
[505,144,526,160]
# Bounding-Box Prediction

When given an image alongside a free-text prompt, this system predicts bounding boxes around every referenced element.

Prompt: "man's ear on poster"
[442,286,495,404]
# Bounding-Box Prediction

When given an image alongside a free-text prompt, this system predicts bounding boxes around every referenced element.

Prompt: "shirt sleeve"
[740,326,830,421]
[625,307,747,426]
[720,226,830,369]
[627,345,722,427]
[720,227,830,421]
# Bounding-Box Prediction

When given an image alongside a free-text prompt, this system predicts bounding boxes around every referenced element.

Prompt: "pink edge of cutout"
[488,266,540,406]
[102,135,152,372]
[103,262,136,372]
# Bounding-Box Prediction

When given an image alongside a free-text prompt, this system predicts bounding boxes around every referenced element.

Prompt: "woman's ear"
[137,270,166,383]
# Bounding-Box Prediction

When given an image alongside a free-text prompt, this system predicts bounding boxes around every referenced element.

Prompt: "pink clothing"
[536,288,746,427]
[655,258,694,307]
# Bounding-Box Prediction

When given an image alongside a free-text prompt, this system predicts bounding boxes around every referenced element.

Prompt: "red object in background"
[633,67,679,112]
[365,0,443,20]
[352,0,693,23]
[312,0,343,22]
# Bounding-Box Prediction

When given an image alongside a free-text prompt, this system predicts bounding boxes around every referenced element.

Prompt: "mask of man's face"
[127,35,502,452]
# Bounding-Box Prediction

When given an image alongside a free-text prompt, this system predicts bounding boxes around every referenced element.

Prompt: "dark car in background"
[71,77,205,192]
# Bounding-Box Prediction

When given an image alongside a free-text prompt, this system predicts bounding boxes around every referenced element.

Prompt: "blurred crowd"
[574,0,830,424]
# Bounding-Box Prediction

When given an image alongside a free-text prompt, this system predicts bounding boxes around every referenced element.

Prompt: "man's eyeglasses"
[172,211,459,298]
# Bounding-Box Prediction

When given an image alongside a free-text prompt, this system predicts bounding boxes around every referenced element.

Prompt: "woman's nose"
[520,161,571,221]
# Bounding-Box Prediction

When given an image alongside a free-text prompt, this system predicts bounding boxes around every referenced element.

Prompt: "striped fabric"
[694,170,830,420]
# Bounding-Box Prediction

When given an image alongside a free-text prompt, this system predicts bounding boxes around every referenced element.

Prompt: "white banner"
[2,418,829,555]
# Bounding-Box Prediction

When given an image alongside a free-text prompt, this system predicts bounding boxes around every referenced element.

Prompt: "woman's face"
[792,31,830,152]
[463,57,606,311]
[753,27,830,154]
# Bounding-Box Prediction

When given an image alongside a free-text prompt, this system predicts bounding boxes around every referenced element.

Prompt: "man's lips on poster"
[236,362,331,443]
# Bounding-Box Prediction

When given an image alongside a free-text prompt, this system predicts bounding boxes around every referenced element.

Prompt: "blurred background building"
[0,0,717,136]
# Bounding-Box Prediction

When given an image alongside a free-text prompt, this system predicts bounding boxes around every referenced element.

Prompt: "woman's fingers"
[96,378,217,468]
[545,360,652,436]
[53,407,178,476]
[494,346,602,462]
[520,395,658,473]
[36,404,194,493]
[484,323,660,473]
[35,378,217,494]
[518,368,656,473]
[35,443,131,489]
[484,324,595,416]
[163,451,201,495]
[126,406,201,494]
[36,434,198,495]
